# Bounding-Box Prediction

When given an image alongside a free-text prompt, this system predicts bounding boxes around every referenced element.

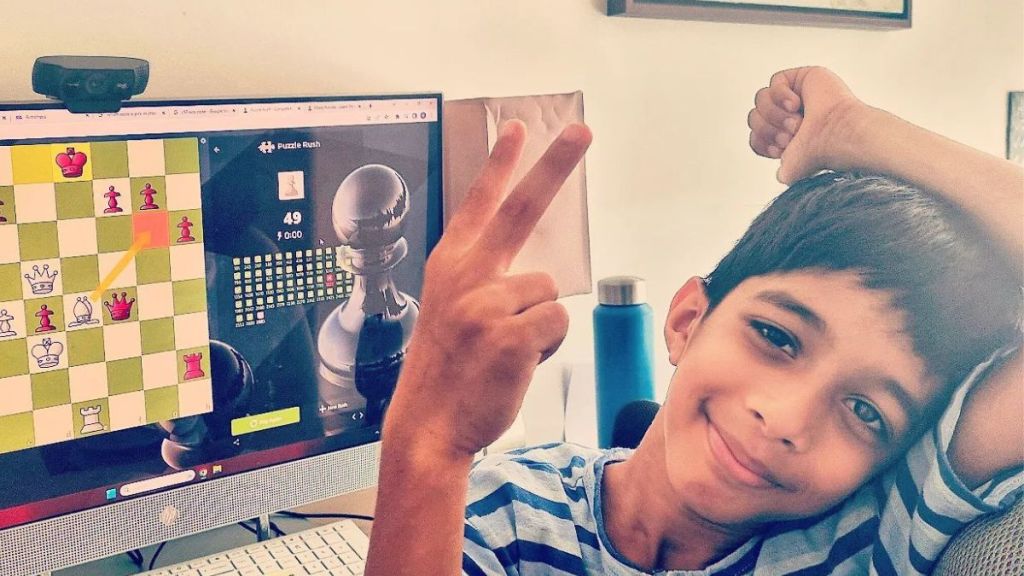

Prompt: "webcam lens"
[85,73,109,95]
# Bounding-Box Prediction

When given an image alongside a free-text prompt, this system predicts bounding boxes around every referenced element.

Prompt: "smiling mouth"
[704,412,787,491]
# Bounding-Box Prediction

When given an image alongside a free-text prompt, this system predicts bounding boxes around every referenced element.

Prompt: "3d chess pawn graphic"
[79,405,106,434]
[103,185,124,213]
[31,337,63,369]
[55,147,88,178]
[68,296,99,328]
[316,164,419,424]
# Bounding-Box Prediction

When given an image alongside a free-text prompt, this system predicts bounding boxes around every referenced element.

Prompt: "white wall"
[3,0,1022,403]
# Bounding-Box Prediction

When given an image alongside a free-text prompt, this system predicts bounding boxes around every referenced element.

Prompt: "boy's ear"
[664,276,710,366]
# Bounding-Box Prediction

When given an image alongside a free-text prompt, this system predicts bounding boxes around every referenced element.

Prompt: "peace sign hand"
[385,120,593,458]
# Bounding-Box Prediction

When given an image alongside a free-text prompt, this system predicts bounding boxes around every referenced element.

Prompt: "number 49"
[283,211,302,225]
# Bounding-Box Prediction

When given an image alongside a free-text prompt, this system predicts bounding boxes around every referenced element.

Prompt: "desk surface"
[56,487,377,575]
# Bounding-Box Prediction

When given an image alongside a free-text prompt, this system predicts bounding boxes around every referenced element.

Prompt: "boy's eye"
[843,398,887,436]
[751,320,799,357]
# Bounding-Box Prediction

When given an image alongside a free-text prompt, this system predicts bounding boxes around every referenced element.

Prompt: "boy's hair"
[704,171,1021,388]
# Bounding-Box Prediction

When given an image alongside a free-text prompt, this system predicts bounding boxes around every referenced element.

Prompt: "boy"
[365,67,1023,574]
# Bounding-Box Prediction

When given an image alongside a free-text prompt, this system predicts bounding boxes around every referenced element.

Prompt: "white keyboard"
[141,519,368,576]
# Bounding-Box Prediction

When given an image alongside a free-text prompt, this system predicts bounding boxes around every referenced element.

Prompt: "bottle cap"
[597,276,647,306]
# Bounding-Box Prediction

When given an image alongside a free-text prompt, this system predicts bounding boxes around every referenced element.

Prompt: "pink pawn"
[139,183,159,210]
[103,186,123,213]
[176,216,196,243]
[35,304,55,333]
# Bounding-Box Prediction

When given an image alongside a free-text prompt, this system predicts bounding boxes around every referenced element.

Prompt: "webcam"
[32,55,149,113]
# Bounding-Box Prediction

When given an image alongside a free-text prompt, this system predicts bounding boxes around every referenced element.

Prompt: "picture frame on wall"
[608,0,912,29]
[1008,92,1024,165]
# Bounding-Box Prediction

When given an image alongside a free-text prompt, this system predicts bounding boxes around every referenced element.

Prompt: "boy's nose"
[746,390,819,453]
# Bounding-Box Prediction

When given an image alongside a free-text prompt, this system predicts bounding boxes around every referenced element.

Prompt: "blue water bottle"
[594,276,656,449]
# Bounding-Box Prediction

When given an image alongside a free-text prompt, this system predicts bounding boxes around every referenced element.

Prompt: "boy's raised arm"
[749,66,1023,488]
[364,121,592,576]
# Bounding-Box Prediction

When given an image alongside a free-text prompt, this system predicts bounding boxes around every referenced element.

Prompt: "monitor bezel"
[0,92,443,575]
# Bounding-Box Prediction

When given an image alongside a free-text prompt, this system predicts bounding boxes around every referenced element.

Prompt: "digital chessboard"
[0,139,213,456]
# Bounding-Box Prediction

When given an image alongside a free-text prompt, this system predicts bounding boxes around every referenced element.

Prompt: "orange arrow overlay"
[90,231,151,302]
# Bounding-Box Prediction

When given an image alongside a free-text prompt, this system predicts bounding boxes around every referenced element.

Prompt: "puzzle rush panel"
[0,139,213,455]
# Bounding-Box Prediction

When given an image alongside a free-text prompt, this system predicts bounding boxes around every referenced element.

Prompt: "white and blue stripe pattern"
[462,350,1023,575]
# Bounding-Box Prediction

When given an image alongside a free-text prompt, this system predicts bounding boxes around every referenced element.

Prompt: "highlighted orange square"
[132,211,170,249]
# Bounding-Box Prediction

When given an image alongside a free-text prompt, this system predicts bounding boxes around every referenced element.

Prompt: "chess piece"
[104,292,136,321]
[286,175,299,197]
[55,147,88,178]
[0,199,7,223]
[139,183,159,210]
[31,337,63,369]
[0,309,15,337]
[183,353,205,380]
[24,264,58,295]
[80,405,106,434]
[103,185,124,213]
[35,304,56,333]
[156,341,252,469]
[67,296,99,328]
[176,216,196,243]
[316,164,419,424]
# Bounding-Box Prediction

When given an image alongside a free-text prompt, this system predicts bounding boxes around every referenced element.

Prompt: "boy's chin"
[663,448,840,527]
[676,486,835,529]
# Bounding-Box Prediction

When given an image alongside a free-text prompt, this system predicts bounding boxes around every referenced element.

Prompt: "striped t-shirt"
[462,349,1023,575]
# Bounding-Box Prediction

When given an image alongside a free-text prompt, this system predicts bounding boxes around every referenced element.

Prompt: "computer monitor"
[0,93,443,575]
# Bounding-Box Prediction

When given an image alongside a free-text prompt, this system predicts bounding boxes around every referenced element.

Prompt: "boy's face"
[658,271,942,526]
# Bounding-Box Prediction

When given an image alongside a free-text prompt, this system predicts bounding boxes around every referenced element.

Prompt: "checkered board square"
[232,248,354,327]
[0,138,213,455]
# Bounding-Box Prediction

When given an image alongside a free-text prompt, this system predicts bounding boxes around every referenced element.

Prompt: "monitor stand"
[254,514,273,542]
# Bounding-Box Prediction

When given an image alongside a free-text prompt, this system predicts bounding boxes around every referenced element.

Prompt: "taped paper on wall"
[443,92,592,296]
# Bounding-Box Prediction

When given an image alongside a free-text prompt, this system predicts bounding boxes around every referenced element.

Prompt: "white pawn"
[316,164,420,422]
[0,309,15,338]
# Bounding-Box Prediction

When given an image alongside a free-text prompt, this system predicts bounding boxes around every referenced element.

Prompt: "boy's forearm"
[838,105,1024,263]
[365,421,476,576]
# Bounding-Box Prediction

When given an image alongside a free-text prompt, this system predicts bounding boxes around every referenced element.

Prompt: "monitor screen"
[0,95,442,532]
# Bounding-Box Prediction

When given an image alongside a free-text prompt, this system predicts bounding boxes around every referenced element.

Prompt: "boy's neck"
[601,420,756,571]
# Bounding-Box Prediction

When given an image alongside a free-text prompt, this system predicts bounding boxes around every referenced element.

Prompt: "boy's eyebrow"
[754,290,826,333]
[881,377,922,425]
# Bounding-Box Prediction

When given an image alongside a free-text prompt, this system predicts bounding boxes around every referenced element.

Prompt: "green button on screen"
[231,407,301,436]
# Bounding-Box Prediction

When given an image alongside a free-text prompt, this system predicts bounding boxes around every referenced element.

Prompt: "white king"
[31,337,64,369]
